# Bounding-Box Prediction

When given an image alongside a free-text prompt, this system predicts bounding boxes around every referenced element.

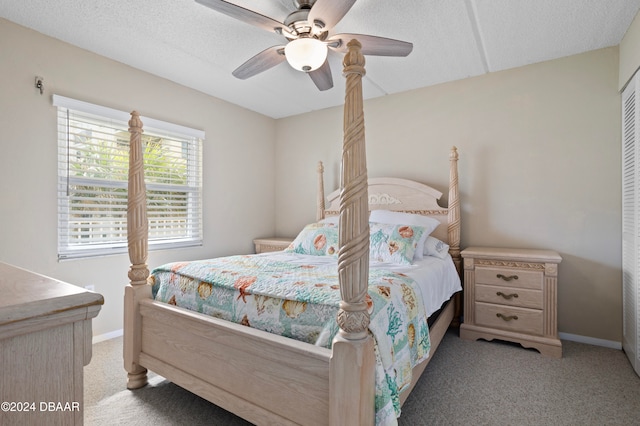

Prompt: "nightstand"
[253,237,294,254]
[459,247,562,358]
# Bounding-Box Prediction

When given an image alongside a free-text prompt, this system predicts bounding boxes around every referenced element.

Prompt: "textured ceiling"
[1,0,639,118]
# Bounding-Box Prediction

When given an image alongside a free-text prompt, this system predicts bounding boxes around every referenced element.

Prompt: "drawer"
[254,238,293,254]
[475,284,543,309]
[475,267,543,290]
[475,302,543,335]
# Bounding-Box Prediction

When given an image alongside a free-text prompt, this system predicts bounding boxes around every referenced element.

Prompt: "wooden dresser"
[253,237,294,254]
[459,247,562,358]
[0,262,103,425]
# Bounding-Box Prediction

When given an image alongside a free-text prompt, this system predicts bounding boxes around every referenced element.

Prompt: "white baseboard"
[93,329,123,344]
[559,332,622,350]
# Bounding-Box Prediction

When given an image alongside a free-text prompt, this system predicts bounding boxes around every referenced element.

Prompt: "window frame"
[54,95,204,260]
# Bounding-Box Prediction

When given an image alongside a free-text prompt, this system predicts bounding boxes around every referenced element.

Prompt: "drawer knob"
[497,273,518,282]
[496,313,518,321]
[496,291,519,300]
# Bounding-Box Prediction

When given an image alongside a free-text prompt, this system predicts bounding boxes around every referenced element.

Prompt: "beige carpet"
[85,331,640,425]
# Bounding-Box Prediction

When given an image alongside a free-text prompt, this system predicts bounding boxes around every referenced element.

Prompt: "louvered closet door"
[622,72,640,377]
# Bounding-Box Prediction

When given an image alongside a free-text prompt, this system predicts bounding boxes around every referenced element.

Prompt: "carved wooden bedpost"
[447,146,462,325]
[317,161,325,222]
[448,146,461,274]
[329,39,375,425]
[123,111,151,389]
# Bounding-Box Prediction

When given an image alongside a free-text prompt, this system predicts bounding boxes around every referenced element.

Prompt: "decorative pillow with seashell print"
[284,222,339,257]
[369,210,440,260]
[368,222,428,265]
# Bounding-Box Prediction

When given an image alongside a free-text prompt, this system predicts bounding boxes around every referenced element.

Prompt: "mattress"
[263,251,462,317]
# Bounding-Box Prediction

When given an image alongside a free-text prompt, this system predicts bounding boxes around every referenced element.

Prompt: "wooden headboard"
[324,177,448,242]
[316,146,461,274]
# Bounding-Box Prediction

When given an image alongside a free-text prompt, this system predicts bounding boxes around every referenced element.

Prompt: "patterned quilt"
[150,254,431,425]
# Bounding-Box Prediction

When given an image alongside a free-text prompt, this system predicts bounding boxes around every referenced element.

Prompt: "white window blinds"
[54,95,203,259]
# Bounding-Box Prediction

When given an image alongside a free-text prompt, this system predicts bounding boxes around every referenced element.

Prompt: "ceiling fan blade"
[308,60,333,91]
[195,0,291,36]
[328,33,413,57]
[308,0,357,31]
[232,46,286,80]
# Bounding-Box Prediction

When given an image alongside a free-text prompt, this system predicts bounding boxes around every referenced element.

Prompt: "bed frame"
[123,40,461,425]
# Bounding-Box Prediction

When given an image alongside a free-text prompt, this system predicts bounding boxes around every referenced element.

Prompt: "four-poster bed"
[123,40,462,425]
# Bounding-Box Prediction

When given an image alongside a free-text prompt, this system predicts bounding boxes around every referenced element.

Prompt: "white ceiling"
[1,0,639,119]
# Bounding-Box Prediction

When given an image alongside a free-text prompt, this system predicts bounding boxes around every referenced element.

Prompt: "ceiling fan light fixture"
[284,37,327,72]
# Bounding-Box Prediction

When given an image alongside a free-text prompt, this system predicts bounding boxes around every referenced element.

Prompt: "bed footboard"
[140,300,331,425]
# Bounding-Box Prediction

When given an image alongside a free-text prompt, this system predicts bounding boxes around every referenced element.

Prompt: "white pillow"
[424,236,449,259]
[318,215,339,225]
[369,210,440,260]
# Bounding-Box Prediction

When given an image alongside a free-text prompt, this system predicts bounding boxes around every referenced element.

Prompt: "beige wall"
[0,19,277,337]
[276,47,622,343]
[620,10,640,89]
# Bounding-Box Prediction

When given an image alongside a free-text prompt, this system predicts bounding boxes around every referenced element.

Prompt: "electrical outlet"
[84,285,95,292]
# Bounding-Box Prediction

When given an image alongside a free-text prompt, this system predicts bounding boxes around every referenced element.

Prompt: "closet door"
[622,72,640,377]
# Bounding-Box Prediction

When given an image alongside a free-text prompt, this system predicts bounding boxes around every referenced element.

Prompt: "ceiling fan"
[195,0,413,91]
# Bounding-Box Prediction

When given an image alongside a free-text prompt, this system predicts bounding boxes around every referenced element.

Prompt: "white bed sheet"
[259,251,461,319]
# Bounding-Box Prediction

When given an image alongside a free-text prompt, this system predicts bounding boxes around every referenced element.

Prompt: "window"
[54,95,203,260]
